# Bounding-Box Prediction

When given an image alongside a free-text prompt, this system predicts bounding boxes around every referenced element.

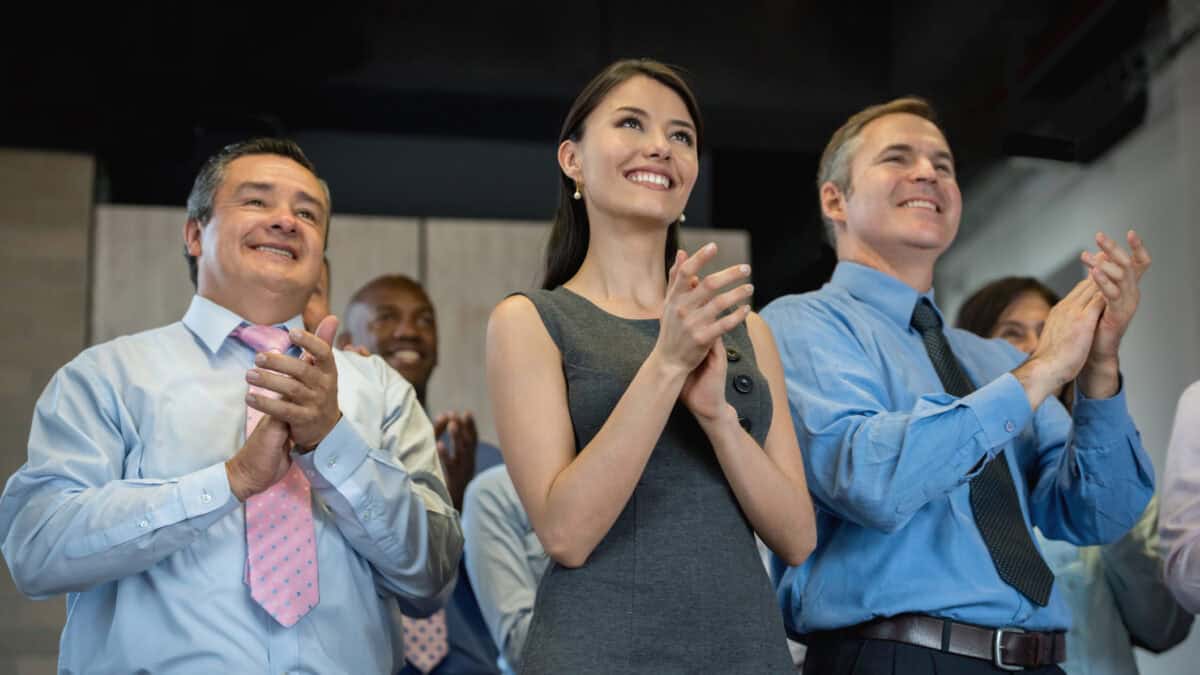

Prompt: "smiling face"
[990,290,1052,354]
[347,281,438,393]
[185,154,329,321]
[823,112,962,271]
[560,75,699,228]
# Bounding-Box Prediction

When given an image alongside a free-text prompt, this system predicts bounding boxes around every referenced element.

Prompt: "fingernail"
[289,329,302,340]
[739,264,751,275]
[245,393,256,404]
[246,370,261,382]
[745,284,755,294]
[254,354,267,365]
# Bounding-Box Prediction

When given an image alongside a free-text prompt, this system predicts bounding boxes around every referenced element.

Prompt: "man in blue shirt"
[0,138,463,673]
[340,274,504,674]
[762,98,1154,674]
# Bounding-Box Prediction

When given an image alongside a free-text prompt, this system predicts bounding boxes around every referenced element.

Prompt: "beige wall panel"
[92,206,194,344]
[325,215,420,321]
[0,149,93,674]
[425,219,550,446]
[424,220,749,447]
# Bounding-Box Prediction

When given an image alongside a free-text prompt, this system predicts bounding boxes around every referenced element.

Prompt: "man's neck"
[837,244,936,293]
[199,289,305,326]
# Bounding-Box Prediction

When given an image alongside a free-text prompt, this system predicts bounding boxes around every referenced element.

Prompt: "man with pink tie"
[0,138,461,673]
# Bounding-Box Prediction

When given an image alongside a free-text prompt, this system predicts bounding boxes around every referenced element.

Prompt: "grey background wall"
[0,149,92,673]
[936,25,1200,675]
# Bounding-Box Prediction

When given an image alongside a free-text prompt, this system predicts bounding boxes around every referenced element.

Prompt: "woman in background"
[957,276,1193,675]
[486,59,815,674]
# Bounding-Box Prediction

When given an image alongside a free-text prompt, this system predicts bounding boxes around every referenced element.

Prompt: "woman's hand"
[680,336,738,425]
[652,243,753,380]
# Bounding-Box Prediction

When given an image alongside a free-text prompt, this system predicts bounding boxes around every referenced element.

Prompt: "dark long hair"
[955,276,1060,336]
[541,59,704,290]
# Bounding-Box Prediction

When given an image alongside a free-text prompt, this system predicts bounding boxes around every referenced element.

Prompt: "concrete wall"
[0,149,92,674]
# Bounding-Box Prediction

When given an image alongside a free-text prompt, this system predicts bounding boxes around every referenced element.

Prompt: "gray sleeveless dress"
[517,287,793,674]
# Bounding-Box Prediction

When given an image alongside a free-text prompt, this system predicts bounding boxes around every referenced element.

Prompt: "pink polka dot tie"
[232,324,319,628]
[401,610,449,673]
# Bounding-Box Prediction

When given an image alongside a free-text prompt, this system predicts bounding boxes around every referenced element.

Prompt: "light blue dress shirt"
[462,464,549,675]
[0,295,462,674]
[761,262,1154,635]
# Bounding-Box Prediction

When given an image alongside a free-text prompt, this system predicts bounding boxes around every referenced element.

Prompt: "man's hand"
[246,316,343,451]
[340,343,372,357]
[225,414,293,501]
[1013,278,1106,409]
[1077,230,1150,397]
[433,410,477,511]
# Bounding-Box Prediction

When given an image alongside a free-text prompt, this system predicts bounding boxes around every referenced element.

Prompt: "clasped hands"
[653,242,755,427]
[1016,230,1151,407]
[226,316,343,501]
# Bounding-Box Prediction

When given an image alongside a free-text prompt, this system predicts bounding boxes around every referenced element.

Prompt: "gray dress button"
[733,374,753,394]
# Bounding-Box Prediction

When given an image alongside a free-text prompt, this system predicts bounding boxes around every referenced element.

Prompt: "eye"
[670,130,694,147]
[883,155,904,164]
[935,163,954,175]
[619,116,643,131]
[245,198,266,207]
[297,208,317,221]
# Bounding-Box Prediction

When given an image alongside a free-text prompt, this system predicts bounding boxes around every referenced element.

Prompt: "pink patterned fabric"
[232,324,319,627]
[401,610,449,673]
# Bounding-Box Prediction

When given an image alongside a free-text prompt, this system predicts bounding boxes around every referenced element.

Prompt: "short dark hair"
[817,97,942,246]
[955,276,1060,337]
[184,138,329,287]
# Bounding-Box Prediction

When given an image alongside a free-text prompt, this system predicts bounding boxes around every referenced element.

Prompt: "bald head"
[340,275,438,402]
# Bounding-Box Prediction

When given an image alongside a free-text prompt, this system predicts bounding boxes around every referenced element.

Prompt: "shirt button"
[733,374,754,394]
[726,348,741,363]
[200,491,212,504]
[1005,420,1016,433]
[327,456,338,468]
[138,520,149,529]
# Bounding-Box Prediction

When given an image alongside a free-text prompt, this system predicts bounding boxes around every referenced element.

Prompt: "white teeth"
[627,171,671,188]
[391,349,421,365]
[901,199,938,212]
[255,246,295,259]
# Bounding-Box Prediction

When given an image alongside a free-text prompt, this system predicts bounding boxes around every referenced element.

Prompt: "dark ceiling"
[0,0,1166,302]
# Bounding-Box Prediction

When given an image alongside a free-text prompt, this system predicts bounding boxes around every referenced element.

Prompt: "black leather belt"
[804,614,1067,671]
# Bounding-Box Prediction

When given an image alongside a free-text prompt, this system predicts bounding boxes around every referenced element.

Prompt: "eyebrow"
[232,181,327,213]
[615,106,696,132]
[876,143,955,165]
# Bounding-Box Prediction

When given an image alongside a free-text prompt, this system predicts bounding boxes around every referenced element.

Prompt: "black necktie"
[910,298,1054,606]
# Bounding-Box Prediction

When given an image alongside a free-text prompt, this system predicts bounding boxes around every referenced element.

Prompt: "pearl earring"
[573,183,582,200]
[679,212,687,223]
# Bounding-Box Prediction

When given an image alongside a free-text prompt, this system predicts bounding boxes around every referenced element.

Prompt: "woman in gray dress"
[486,59,817,674]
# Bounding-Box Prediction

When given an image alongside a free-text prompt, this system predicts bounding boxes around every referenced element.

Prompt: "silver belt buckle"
[993,626,1026,671]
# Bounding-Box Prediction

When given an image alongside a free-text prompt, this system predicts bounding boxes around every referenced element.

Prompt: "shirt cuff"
[180,461,237,519]
[295,415,372,489]
[1071,376,1134,448]
[963,372,1034,449]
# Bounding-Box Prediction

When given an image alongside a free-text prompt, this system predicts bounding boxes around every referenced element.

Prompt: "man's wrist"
[225,459,252,502]
[1078,356,1120,399]
[1012,356,1061,410]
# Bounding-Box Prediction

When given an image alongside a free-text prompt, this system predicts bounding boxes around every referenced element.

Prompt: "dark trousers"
[803,637,1065,675]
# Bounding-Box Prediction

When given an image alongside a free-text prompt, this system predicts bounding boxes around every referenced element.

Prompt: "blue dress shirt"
[0,295,463,674]
[761,262,1154,635]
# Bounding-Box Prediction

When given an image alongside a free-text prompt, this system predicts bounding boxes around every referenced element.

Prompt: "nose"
[644,129,671,160]
[911,156,938,183]
[270,207,300,234]
[392,316,419,338]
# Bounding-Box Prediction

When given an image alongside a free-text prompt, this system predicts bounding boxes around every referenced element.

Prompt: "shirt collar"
[182,295,305,355]
[828,261,946,330]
